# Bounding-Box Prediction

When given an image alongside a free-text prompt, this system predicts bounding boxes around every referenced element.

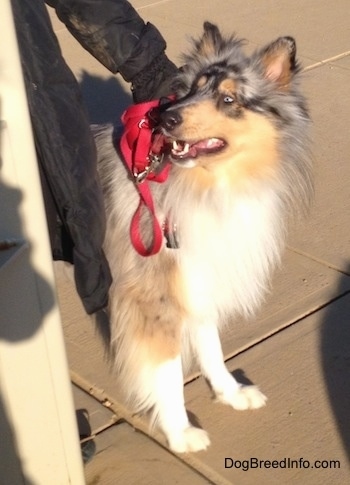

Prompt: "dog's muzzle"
[160,109,183,132]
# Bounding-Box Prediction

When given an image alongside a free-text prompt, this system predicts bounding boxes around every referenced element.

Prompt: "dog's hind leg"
[190,320,267,410]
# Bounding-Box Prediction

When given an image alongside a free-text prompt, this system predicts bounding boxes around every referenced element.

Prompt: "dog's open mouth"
[169,138,226,160]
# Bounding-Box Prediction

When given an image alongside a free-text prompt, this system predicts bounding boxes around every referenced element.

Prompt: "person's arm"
[46,0,167,81]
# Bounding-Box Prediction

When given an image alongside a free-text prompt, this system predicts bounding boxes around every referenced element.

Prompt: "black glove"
[131,53,178,103]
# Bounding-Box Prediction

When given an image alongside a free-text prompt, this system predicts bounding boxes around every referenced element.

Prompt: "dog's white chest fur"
[170,186,283,321]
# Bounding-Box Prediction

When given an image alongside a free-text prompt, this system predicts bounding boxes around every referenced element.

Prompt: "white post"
[0,1,85,483]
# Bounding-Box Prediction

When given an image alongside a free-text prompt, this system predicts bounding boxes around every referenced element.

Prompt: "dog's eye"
[223,95,235,104]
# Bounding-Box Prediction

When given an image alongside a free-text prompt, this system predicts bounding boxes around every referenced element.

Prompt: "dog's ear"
[259,37,298,90]
[196,22,223,56]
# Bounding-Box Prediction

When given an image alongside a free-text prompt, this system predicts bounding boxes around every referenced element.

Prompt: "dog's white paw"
[167,426,210,453]
[217,385,267,410]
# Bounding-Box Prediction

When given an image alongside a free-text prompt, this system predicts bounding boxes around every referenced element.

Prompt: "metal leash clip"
[133,152,164,184]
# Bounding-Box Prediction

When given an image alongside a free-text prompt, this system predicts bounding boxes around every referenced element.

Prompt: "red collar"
[120,98,176,256]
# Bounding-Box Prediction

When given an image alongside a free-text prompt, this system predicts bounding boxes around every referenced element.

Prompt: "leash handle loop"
[120,99,171,256]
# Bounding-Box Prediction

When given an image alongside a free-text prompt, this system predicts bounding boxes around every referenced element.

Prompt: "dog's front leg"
[191,320,267,410]
[153,354,210,453]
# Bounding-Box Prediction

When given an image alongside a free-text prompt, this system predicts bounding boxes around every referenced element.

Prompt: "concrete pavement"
[50,1,350,483]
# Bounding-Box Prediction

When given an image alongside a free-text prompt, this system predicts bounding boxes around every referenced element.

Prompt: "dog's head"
[159,23,309,186]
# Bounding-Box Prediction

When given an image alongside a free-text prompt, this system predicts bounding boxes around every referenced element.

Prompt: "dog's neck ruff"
[120,98,178,256]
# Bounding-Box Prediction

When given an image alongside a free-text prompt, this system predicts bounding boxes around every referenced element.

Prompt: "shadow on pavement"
[321,263,350,462]
[79,70,132,125]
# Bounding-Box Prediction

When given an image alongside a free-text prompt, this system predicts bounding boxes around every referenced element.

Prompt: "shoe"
[131,53,178,103]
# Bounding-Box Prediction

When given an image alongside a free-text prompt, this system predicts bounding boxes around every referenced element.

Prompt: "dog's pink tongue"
[194,138,224,152]
[171,138,225,160]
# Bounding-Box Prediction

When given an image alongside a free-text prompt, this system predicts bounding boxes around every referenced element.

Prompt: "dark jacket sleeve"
[13,0,112,314]
[46,0,167,81]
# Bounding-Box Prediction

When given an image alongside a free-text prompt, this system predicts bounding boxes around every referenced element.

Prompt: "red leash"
[120,99,171,256]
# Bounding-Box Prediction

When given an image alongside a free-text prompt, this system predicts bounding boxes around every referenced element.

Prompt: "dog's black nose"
[161,110,182,131]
